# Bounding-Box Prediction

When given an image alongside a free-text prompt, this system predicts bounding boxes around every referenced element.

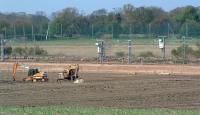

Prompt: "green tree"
[50,7,80,37]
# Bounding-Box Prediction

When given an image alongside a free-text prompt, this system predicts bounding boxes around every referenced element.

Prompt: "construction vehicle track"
[0,72,200,109]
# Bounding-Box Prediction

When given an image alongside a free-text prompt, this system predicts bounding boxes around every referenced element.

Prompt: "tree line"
[0,4,200,40]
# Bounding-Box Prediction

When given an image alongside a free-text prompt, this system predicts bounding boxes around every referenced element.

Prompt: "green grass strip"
[0,106,200,115]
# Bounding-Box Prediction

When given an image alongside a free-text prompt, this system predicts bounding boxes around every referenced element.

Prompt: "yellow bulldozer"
[12,62,48,82]
[57,64,83,83]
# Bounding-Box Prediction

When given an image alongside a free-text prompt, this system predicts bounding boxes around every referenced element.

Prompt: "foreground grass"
[0,106,200,115]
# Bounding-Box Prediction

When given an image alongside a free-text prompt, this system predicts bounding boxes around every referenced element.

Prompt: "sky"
[0,0,199,16]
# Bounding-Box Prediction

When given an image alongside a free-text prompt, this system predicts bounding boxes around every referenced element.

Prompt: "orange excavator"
[12,62,48,82]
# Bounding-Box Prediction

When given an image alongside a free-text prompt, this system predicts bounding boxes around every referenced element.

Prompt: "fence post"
[1,36,4,62]
[46,24,49,40]
[128,40,132,64]
[92,24,94,39]
[182,36,186,64]
[14,24,16,39]
[112,25,114,39]
[61,24,63,37]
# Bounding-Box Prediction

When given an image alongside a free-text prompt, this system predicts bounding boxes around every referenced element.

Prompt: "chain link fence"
[0,36,200,65]
[0,23,200,64]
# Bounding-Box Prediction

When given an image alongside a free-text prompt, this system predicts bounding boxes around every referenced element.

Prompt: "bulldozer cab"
[28,68,39,76]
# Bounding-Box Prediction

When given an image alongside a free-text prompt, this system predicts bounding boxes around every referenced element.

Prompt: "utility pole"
[128,40,132,64]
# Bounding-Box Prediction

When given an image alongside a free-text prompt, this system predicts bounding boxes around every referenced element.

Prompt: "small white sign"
[97,47,100,53]
[159,39,164,49]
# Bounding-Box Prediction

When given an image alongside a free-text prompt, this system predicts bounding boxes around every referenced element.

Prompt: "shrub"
[171,49,179,58]
[139,51,155,58]
[12,47,48,56]
[35,46,48,56]
[12,47,26,56]
[1,46,12,55]
[191,43,200,58]
[28,47,35,55]
[196,42,200,49]
[171,45,194,58]
[192,50,200,58]
[115,51,125,58]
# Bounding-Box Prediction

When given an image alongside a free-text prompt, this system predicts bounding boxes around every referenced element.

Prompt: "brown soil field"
[1,63,200,75]
[0,71,200,109]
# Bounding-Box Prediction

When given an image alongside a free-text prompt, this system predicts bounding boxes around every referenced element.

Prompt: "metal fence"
[1,32,200,64]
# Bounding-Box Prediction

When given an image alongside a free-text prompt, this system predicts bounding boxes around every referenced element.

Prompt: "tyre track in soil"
[0,72,200,109]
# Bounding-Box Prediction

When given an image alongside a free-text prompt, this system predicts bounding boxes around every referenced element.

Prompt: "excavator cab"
[57,64,80,82]
[28,68,39,76]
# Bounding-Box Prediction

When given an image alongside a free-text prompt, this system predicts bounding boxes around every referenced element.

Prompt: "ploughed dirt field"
[0,71,200,109]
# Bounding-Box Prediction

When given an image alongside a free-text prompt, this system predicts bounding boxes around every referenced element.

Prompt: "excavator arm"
[12,62,29,81]
[12,63,18,81]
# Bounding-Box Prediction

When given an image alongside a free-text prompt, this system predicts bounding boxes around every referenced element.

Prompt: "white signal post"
[95,40,104,64]
[158,36,167,59]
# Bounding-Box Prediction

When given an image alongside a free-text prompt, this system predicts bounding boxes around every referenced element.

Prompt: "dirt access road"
[0,71,200,109]
[1,63,200,75]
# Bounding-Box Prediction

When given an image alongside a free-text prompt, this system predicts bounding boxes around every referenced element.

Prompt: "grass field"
[9,38,97,46]
[9,37,200,46]
[6,37,200,58]
[0,106,200,115]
